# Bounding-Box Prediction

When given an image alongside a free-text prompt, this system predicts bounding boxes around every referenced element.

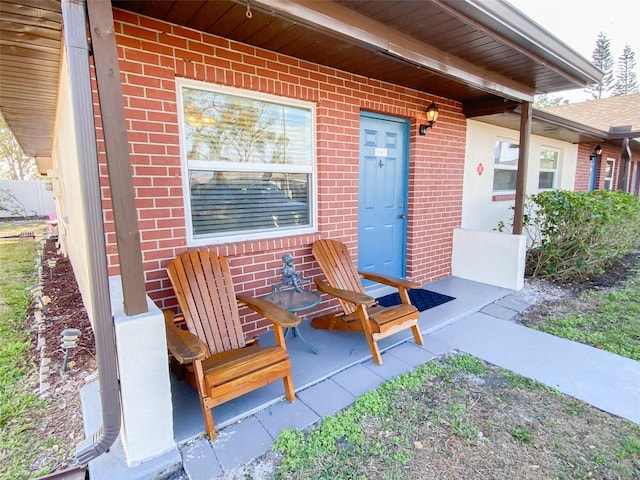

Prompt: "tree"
[0,114,40,180]
[587,32,615,99]
[534,94,570,108]
[613,44,639,96]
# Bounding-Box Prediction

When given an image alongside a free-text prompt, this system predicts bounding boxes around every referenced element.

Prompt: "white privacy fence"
[0,180,56,218]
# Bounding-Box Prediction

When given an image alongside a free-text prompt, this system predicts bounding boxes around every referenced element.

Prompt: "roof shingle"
[543,93,640,132]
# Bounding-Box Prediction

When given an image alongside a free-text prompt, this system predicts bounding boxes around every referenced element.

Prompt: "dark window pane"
[493,169,517,191]
[189,171,309,236]
[538,171,555,189]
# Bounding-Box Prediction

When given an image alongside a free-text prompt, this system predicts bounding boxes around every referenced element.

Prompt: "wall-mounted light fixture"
[419,101,439,135]
[594,144,602,155]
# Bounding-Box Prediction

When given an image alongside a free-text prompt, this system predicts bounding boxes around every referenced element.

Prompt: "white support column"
[109,276,177,466]
[452,228,527,291]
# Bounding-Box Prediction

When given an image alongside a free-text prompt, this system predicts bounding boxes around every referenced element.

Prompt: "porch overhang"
[473,108,610,145]
[1,0,603,160]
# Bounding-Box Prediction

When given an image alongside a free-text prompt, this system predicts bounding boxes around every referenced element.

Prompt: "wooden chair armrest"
[171,312,186,328]
[236,294,301,329]
[164,310,207,364]
[358,271,421,290]
[315,279,376,306]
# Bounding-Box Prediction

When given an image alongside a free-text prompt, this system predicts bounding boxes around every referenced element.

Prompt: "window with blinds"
[177,80,316,243]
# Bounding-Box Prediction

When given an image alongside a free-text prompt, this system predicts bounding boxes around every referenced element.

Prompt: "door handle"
[399,214,406,219]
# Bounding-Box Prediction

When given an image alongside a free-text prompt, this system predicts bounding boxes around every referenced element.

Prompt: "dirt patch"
[27,238,97,474]
[393,364,639,480]
[514,251,640,329]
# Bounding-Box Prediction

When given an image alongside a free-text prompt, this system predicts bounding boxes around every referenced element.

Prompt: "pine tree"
[587,32,614,99]
[613,44,639,95]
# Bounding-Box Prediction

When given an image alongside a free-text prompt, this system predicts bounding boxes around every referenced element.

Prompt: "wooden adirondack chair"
[311,239,424,365]
[164,250,300,439]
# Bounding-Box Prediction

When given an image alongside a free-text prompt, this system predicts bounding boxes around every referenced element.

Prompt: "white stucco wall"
[452,228,526,290]
[109,276,177,466]
[462,119,579,232]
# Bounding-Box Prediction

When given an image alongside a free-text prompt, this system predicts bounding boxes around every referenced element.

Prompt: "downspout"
[634,156,640,195]
[618,138,631,192]
[61,0,122,463]
[589,152,599,191]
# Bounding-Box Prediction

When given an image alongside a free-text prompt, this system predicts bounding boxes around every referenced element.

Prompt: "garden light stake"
[61,328,81,373]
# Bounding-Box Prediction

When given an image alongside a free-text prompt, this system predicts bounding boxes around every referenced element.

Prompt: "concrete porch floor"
[171,276,511,445]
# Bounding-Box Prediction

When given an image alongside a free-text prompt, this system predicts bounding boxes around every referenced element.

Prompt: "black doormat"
[376,288,455,312]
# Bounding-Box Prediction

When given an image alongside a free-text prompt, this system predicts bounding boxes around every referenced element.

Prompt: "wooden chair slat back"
[312,239,365,315]
[167,250,245,355]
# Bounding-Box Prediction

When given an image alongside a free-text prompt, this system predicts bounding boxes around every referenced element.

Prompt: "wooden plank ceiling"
[0,0,600,159]
[112,0,596,100]
[0,0,62,158]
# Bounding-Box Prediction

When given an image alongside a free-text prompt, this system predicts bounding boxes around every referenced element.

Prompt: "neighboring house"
[461,96,640,233]
[0,180,56,218]
[0,0,604,475]
[463,119,580,232]
[544,94,640,194]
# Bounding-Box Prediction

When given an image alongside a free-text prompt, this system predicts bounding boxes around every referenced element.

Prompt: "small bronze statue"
[281,253,304,293]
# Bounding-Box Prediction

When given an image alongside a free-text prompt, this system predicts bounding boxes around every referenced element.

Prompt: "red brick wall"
[574,143,595,191]
[97,9,466,336]
[575,143,622,191]
[574,143,640,195]
[598,144,621,191]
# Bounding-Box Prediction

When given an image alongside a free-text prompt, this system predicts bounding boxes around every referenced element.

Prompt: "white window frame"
[493,138,519,193]
[604,158,616,191]
[176,78,318,245]
[537,147,560,191]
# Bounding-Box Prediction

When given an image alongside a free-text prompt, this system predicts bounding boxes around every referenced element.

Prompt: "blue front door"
[358,112,409,282]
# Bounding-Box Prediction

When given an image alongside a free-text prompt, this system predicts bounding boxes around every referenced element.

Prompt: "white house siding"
[462,119,578,232]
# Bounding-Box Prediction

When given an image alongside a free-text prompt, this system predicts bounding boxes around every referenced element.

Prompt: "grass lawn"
[263,355,640,479]
[0,221,53,480]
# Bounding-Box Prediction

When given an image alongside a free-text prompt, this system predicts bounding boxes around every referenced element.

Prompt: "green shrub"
[518,190,640,282]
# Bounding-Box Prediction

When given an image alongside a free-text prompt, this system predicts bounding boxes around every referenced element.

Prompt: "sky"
[507,0,640,101]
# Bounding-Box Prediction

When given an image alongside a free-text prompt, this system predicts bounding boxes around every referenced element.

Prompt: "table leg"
[285,326,319,355]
